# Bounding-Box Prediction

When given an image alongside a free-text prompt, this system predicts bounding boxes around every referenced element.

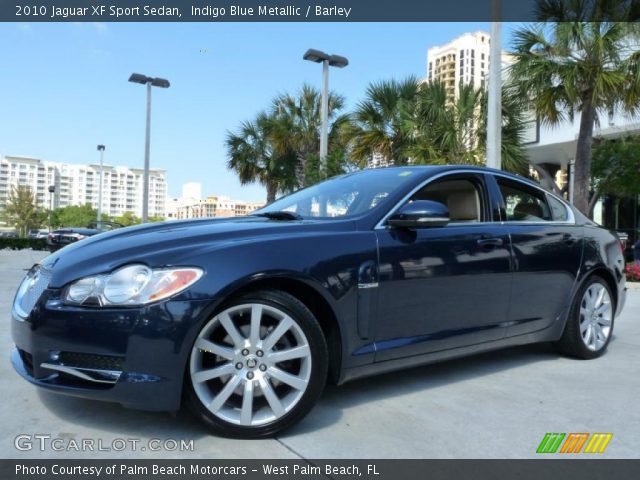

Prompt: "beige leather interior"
[513,202,544,220]
[414,179,481,222]
[447,191,480,221]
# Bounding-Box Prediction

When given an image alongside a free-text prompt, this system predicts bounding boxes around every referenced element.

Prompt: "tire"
[185,289,328,438]
[555,275,615,359]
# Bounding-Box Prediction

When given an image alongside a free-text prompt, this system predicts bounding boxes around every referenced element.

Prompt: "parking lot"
[1,248,639,459]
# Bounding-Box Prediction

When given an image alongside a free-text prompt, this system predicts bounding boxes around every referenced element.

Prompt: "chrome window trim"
[374,169,576,230]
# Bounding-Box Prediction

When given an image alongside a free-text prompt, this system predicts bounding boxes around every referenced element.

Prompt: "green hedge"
[0,238,48,251]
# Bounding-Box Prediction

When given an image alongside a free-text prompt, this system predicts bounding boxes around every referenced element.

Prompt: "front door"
[373,173,512,362]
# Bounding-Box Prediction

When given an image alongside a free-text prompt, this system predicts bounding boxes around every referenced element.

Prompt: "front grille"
[14,266,51,318]
[59,352,124,371]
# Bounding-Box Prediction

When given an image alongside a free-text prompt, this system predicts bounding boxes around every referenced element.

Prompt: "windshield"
[255,168,421,220]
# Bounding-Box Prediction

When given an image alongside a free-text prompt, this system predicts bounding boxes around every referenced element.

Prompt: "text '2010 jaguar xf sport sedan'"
[11,166,626,438]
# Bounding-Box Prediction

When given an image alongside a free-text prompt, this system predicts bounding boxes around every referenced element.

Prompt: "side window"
[546,194,569,222]
[412,176,484,222]
[497,178,552,222]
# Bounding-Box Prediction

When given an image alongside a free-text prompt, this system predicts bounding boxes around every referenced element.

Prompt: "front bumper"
[11,290,214,411]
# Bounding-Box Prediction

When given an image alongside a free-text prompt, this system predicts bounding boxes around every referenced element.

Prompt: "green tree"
[269,84,347,188]
[114,211,140,226]
[509,1,640,215]
[52,204,99,228]
[590,135,640,212]
[1,185,43,237]
[347,76,419,166]
[226,112,298,203]
[349,78,528,173]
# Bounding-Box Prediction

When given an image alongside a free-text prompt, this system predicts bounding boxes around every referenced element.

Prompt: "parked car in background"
[0,230,18,238]
[47,221,123,252]
[28,229,50,240]
[11,166,626,438]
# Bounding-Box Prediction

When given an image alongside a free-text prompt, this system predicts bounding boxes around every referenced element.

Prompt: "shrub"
[0,237,48,251]
[625,263,640,282]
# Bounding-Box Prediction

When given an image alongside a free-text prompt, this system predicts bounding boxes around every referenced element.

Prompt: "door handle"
[563,234,576,246]
[477,238,504,248]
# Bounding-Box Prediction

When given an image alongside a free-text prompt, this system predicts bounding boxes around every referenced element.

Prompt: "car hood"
[41,216,354,288]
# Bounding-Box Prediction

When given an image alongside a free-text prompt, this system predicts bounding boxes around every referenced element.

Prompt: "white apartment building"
[0,155,167,218]
[427,31,514,103]
[427,31,492,102]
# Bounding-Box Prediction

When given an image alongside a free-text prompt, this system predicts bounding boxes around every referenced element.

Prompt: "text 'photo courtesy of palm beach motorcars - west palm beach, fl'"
[11,166,626,438]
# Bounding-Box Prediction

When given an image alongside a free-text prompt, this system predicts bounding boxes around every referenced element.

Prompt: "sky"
[0,22,521,202]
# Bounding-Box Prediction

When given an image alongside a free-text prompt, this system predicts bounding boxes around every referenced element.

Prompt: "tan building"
[427,31,513,104]
[427,31,492,102]
[175,195,263,220]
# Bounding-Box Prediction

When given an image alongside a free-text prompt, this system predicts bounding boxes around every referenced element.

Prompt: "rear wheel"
[185,290,328,438]
[555,276,614,359]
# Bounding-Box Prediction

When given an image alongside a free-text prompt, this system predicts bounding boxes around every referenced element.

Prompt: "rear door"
[489,175,583,336]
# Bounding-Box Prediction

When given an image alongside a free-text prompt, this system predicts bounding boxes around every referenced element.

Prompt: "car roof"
[356,165,539,188]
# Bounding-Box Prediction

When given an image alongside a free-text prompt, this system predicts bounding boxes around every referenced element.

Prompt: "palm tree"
[405,81,529,173]
[509,0,640,215]
[347,77,420,166]
[477,83,531,175]
[406,81,482,165]
[226,112,297,203]
[270,84,345,188]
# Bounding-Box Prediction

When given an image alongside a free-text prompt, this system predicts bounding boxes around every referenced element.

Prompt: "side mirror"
[387,200,450,229]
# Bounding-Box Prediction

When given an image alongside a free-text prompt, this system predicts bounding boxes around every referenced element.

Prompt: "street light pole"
[320,59,329,162]
[303,49,348,176]
[97,145,105,222]
[486,0,502,170]
[48,185,55,232]
[143,81,152,223]
[128,73,170,223]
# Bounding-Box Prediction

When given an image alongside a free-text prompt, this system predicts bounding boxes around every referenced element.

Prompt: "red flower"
[626,263,640,282]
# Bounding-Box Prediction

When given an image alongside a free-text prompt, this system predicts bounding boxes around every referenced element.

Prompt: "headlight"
[64,264,203,306]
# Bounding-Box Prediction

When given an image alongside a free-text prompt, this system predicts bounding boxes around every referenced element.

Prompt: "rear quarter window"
[546,194,570,222]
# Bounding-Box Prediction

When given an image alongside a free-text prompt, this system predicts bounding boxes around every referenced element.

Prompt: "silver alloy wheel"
[190,303,312,427]
[579,283,613,351]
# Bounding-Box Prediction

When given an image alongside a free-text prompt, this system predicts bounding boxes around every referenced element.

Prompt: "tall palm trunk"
[573,96,596,215]
[294,151,307,189]
[266,181,278,204]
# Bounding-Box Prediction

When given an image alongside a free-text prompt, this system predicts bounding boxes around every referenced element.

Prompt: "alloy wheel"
[189,303,312,427]
[579,283,612,351]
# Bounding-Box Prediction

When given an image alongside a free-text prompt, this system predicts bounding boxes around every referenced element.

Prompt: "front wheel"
[185,289,328,438]
[555,276,615,359]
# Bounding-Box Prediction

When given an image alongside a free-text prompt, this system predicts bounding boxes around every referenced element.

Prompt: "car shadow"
[283,342,563,436]
[37,342,566,438]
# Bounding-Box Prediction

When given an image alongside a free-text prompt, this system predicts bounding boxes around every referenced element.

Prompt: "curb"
[626,282,640,290]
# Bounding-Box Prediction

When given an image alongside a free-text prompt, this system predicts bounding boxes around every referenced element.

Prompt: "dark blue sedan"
[11,166,626,438]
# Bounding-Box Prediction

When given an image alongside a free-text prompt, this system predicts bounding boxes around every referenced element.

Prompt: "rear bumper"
[11,291,214,411]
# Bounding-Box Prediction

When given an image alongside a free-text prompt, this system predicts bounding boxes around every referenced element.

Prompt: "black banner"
[3,459,640,480]
[7,0,546,22]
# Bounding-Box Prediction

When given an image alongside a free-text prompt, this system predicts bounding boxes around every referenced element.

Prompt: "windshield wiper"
[251,211,303,221]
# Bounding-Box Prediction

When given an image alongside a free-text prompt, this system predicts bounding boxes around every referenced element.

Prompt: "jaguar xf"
[11,166,626,438]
